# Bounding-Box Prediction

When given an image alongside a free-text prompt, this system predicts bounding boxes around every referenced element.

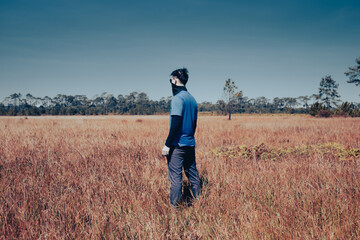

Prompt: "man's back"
[170,90,198,147]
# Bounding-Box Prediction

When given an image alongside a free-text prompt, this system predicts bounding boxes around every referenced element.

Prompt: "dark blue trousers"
[167,146,201,206]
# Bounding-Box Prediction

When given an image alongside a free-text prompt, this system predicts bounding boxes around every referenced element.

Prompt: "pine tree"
[318,75,341,109]
[345,57,360,96]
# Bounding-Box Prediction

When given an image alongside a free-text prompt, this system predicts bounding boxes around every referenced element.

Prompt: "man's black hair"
[170,68,189,85]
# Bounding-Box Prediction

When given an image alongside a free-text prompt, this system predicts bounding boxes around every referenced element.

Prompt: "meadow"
[0,115,359,239]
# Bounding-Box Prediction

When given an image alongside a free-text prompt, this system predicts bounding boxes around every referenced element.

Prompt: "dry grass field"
[0,115,359,239]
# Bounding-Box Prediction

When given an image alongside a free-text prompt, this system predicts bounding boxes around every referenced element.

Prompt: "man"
[162,68,201,207]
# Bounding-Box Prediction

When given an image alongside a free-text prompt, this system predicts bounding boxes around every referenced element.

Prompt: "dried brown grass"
[0,115,359,239]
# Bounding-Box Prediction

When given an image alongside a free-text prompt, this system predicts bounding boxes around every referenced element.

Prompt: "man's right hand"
[162,145,170,156]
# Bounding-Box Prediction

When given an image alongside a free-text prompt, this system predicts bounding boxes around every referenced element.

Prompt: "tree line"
[0,92,171,116]
[1,91,358,117]
[1,57,359,117]
[221,57,360,118]
[219,75,359,118]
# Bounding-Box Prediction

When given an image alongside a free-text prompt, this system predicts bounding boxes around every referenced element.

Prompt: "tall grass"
[0,115,359,239]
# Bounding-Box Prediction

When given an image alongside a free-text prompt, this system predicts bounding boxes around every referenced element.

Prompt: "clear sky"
[1,0,359,103]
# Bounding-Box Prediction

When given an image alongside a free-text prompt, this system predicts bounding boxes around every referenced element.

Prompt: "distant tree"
[246,98,256,113]
[254,96,269,113]
[73,95,89,106]
[298,95,311,110]
[0,103,6,115]
[318,75,341,109]
[136,92,151,114]
[53,94,69,107]
[272,97,285,112]
[25,93,40,106]
[41,96,53,108]
[311,93,320,103]
[216,100,227,115]
[117,94,126,113]
[5,93,22,106]
[198,101,216,112]
[105,94,117,113]
[126,92,138,114]
[222,78,238,120]
[283,97,298,113]
[233,91,247,113]
[93,96,105,107]
[344,57,360,95]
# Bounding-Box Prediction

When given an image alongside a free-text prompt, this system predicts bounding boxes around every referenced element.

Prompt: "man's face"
[170,76,178,85]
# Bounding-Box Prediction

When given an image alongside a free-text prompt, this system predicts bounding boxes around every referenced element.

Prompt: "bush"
[309,102,326,116]
[333,110,349,117]
[317,109,332,118]
[336,102,360,117]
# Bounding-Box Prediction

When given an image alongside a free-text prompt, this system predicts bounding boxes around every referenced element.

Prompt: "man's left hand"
[162,145,170,156]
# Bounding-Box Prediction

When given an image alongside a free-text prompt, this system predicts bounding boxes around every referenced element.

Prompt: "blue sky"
[0,0,359,103]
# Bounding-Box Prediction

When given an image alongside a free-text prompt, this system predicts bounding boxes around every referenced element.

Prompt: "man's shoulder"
[172,94,183,103]
[178,91,196,103]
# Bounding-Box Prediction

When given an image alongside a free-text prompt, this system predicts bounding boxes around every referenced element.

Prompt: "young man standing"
[162,68,201,207]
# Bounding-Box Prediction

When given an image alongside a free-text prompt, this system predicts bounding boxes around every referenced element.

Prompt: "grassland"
[0,115,359,239]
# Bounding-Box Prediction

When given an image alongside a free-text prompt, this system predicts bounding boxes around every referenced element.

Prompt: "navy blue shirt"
[170,90,198,147]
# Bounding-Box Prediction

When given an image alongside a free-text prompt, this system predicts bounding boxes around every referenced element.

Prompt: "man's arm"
[165,115,183,147]
[162,115,182,155]
[194,117,197,133]
[162,96,183,156]
[194,105,198,133]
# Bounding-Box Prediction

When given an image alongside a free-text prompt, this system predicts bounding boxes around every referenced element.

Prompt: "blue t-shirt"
[170,90,198,147]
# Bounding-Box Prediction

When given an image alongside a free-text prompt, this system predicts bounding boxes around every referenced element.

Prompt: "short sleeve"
[171,96,183,116]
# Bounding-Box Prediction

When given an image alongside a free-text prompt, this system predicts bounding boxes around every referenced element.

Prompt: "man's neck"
[172,84,187,96]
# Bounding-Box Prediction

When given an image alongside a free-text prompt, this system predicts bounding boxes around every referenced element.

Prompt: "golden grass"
[0,115,359,239]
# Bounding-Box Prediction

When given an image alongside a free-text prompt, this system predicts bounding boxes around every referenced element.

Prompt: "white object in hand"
[162,145,170,156]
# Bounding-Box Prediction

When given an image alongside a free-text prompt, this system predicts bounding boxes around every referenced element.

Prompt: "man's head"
[170,68,189,86]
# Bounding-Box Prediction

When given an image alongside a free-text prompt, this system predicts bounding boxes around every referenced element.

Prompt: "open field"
[1,115,360,239]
